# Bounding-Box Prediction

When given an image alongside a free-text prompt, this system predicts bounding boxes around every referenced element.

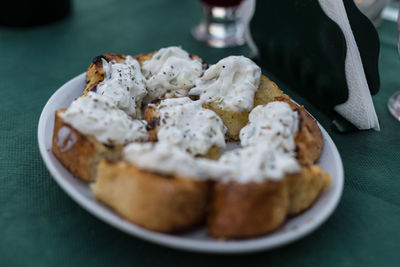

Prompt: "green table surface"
[1,0,399,266]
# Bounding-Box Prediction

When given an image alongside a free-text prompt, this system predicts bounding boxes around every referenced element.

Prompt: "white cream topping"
[123,142,230,179]
[123,141,299,182]
[240,101,298,151]
[123,98,301,182]
[189,56,261,112]
[62,47,302,182]
[218,143,299,182]
[153,97,226,155]
[61,92,148,145]
[141,46,203,101]
[97,56,147,118]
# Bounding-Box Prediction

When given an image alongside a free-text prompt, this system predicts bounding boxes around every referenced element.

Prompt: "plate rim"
[38,73,344,254]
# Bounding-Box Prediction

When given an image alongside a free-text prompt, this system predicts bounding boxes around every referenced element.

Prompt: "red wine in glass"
[201,0,243,7]
[192,0,247,47]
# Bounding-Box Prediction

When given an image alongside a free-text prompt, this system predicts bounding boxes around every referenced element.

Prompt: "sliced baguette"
[207,75,289,141]
[84,51,206,97]
[207,165,331,238]
[275,97,323,164]
[92,160,212,232]
[207,178,289,238]
[286,165,332,216]
[52,109,122,181]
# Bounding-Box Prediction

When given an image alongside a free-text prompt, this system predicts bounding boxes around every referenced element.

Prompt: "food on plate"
[144,97,226,158]
[92,159,212,232]
[275,96,323,165]
[189,56,288,140]
[52,92,147,181]
[141,46,204,102]
[52,46,331,238]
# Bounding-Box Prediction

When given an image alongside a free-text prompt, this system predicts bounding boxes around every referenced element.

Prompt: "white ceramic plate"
[38,73,344,254]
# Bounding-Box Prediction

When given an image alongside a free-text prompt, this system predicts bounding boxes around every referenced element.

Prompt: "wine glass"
[191,0,247,48]
[387,3,400,120]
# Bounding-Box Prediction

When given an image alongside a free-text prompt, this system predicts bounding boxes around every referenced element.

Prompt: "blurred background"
[1,1,400,266]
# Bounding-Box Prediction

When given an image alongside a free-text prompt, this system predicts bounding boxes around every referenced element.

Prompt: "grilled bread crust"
[207,165,331,238]
[286,165,331,216]
[52,109,122,182]
[207,179,289,238]
[92,160,212,232]
[84,54,126,96]
[275,97,323,164]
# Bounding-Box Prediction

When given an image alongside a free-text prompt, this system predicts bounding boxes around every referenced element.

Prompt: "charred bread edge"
[275,97,323,164]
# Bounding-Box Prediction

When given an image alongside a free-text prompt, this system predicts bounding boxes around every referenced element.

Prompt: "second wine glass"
[192,0,246,48]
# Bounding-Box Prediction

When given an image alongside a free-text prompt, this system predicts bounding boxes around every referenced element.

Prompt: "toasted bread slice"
[254,75,290,106]
[84,53,152,96]
[275,97,323,164]
[144,100,222,159]
[207,165,331,238]
[286,165,331,216]
[208,75,289,141]
[84,54,126,96]
[144,100,218,142]
[84,51,206,100]
[207,179,289,238]
[52,109,122,181]
[91,160,212,232]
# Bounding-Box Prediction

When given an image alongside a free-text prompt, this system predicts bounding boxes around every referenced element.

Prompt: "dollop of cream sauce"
[123,139,299,183]
[189,56,261,113]
[60,92,148,145]
[240,101,298,151]
[123,142,230,179]
[218,143,299,182]
[123,101,300,182]
[141,46,203,102]
[152,97,226,155]
[97,56,147,118]
[61,47,302,182]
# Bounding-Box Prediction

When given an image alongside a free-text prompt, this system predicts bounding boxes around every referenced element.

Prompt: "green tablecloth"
[1,0,399,266]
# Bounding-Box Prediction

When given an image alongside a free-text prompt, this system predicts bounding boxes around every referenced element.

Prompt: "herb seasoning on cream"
[240,101,298,151]
[97,56,147,118]
[190,56,261,112]
[151,97,226,155]
[141,46,203,101]
[61,92,148,145]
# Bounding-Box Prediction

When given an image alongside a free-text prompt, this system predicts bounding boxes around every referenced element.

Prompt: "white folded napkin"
[319,0,380,130]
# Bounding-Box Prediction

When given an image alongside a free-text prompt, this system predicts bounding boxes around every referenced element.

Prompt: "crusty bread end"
[286,165,332,216]
[92,160,212,232]
[275,97,323,164]
[52,109,122,182]
[207,179,289,238]
[207,165,331,238]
